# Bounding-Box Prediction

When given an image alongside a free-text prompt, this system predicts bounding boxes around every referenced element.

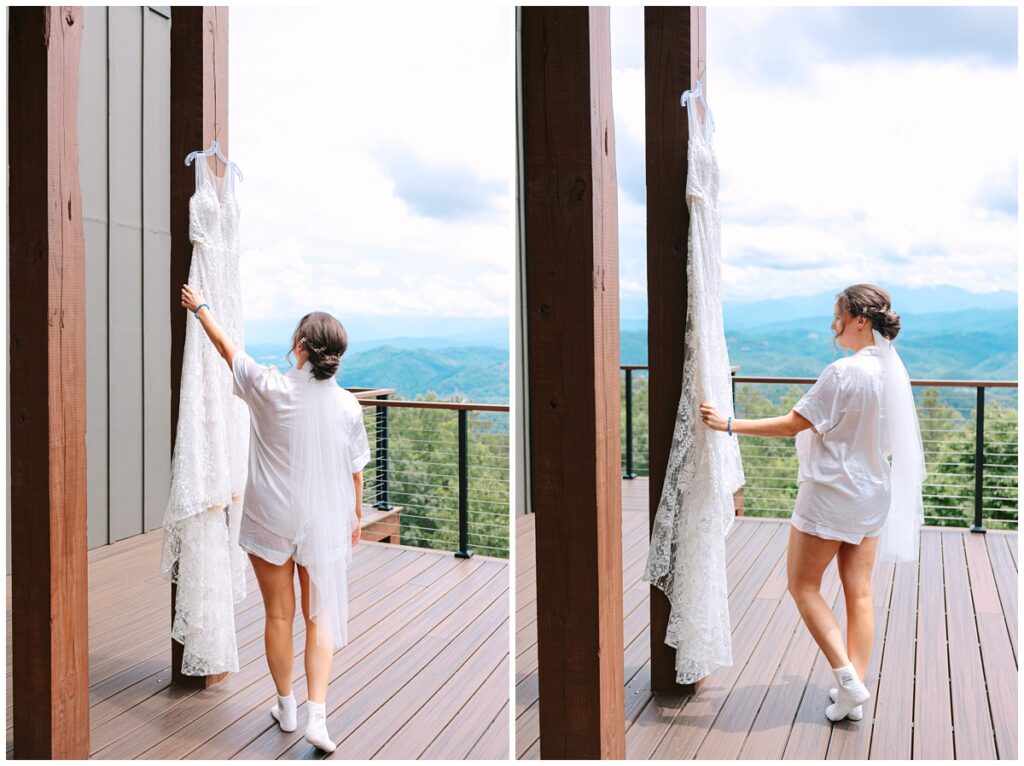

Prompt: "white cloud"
[610,5,1018,307]
[228,7,512,322]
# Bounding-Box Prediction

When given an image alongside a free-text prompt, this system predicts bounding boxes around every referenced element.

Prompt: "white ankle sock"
[826,663,870,722]
[304,700,336,753]
[828,687,863,721]
[271,692,297,732]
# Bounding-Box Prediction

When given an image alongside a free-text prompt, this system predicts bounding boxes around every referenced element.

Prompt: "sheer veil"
[872,328,926,561]
[289,365,359,649]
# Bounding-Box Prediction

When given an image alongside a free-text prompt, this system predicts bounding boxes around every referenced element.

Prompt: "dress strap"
[683,83,715,143]
[194,154,204,193]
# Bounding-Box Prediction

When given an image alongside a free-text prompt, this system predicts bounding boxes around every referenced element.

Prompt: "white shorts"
[238,512,348,566]
[789,509,885,545]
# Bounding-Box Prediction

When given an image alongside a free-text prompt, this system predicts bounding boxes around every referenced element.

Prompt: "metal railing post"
[972,385,986,533]
[374,396,393,511]
[456,409,473,558]
[623,368,637,479]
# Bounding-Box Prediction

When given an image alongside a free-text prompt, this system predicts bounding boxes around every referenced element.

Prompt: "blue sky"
[611,5,1018,320]
[229,7,512,345]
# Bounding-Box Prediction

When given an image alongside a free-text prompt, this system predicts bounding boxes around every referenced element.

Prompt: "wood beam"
[521,6,625,759]
[645,5,707,693]
[7,6,90,757]
[168,5,229,688]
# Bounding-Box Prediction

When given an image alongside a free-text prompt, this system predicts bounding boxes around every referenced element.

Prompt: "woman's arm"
[699,402,814,438]
[180,283,240,371]
[351,471,364,546]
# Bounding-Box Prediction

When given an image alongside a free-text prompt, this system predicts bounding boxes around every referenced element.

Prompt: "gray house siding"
[81,6,172,548]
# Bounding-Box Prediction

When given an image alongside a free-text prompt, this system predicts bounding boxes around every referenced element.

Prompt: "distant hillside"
[722,285,1017,329]
[246,342,509,404]
[243,315,508,350]
[621,307,1018,381]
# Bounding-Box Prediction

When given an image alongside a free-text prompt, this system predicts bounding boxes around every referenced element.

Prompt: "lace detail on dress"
[160,156,249,676]
[643,89,745,686]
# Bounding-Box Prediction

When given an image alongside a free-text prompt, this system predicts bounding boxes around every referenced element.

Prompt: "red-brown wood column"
[521,6,625,759]
[169,5,229,688]
[645,5,707,693]
[8,6,90,758]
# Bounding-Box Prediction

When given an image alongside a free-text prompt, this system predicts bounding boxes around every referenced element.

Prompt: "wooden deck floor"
[516,477,1018,760]
[7,529,509,760]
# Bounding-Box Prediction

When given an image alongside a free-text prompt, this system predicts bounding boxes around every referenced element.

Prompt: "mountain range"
[247,343,509,404]
[243,287,1016,401]
[623,303,1017,381]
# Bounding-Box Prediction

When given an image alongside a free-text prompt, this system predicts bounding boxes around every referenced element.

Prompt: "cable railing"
[620,365,1018,531]
[351,388,510,559]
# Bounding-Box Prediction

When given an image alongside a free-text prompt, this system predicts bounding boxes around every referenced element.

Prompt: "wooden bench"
[359,504,402,544]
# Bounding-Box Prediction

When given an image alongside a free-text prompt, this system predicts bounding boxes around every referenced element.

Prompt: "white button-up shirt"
[791,345,893,543]
[231,350,371,538]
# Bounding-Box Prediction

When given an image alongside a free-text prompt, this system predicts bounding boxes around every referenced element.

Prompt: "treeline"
[621,373,1018,531]
[359,391,510,558]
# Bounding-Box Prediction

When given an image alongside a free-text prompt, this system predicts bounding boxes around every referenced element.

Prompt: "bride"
[699,283,924,722]
[180,283,371,752]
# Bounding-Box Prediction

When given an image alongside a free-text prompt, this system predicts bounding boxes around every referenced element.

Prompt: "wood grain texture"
[168,5,230,688]
[643,5,706,694]
[913,530,954,759]
[7,5,90,758]
[6,532,509,759]
[516,481,1018,761]
[520,5,625,759]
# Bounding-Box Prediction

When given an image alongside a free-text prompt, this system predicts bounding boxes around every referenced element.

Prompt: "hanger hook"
[680,79,702,107]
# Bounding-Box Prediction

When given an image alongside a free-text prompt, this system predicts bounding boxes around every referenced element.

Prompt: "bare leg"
[787,526,849,669]
[296,563,335,704]
[248,553,296,696]
[836,534,879,681]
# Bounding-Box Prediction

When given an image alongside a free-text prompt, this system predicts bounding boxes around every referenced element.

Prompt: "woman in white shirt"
[181,284,370,753]
[699,284,906,723]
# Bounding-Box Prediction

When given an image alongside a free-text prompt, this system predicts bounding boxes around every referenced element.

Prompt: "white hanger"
[184,139,243,182]
[680,70,715,136]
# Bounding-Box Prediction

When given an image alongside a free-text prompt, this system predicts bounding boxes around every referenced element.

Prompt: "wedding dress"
[160,155,249,676]
[643,85,746,685]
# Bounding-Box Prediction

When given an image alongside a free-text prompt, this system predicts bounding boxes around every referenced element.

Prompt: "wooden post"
[521,7,626,759]
[8,6,90,758]
[169,5,230,688]
[645,5,707,694]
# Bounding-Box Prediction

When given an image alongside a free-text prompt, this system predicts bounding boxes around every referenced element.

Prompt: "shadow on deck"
[7,528,509,760]
[516,477,1018,760]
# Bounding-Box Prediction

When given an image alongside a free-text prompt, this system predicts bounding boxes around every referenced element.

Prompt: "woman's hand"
[351,521,361,548]
[181,283,205,314]
[699,402,728,432]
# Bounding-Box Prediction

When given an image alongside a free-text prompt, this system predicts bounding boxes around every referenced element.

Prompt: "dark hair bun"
[836,284,901,341]
[291,312,349,381]
[308,349,341,381]
[875,308,901,341]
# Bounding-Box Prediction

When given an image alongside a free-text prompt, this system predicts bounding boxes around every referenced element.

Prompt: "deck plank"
[986,531,1018,662]
[7,527,509,760]
[869,560,918,759]
[514,478,1016,761]
[824,558,896,760]
[913,530,955,759]
[466,698,510,760]
[737,562,841,760]
[966,535,1018,759]
[942,530,999,759]
[90,548,442,758]
[423,658,510,760]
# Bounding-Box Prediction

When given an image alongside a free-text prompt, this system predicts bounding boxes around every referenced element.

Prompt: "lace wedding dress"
[642,86,746,685]
[160,156,249,676]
